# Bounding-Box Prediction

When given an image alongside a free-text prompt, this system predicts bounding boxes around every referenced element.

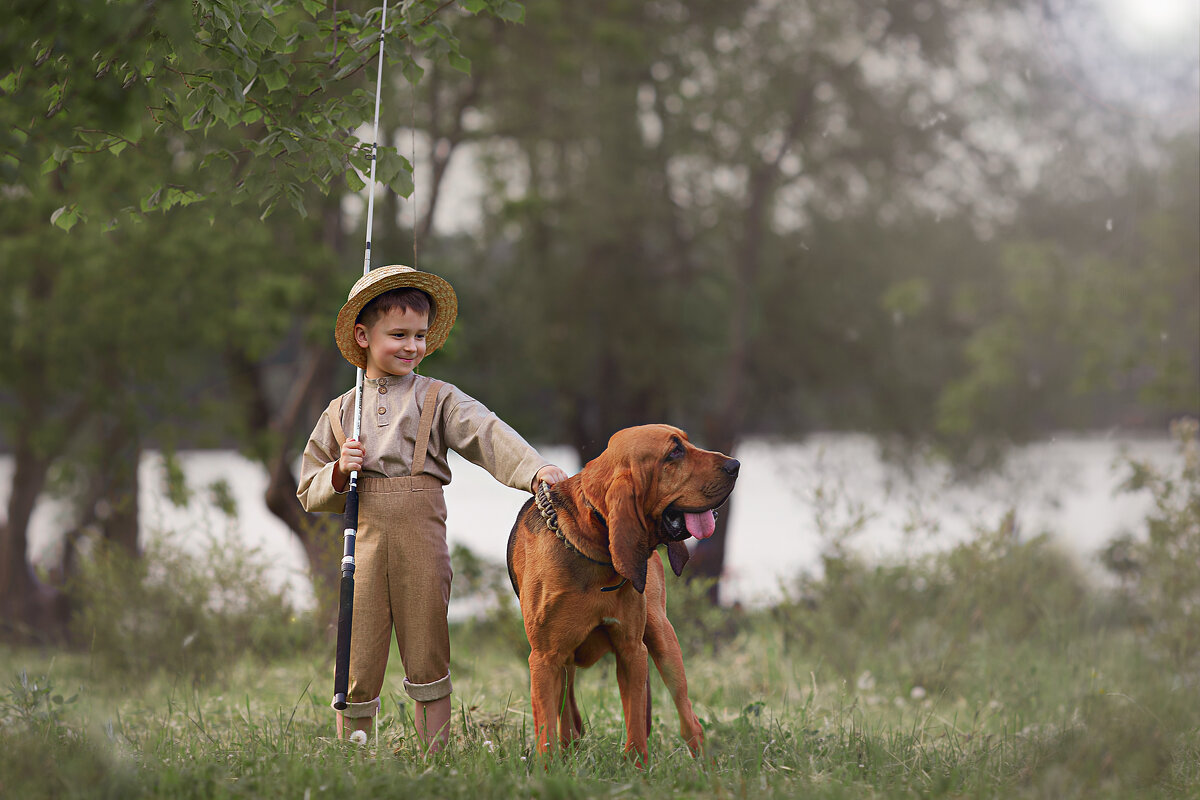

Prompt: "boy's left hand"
[533,464,568,492]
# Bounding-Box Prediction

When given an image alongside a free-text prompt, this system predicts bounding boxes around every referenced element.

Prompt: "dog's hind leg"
[644,673,652,740]
[560,664,584,746]
[529,653,566,756]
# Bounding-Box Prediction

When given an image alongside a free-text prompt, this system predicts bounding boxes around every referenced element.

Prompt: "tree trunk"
[226,344,342,603]
[0,434,62,640]
[95,412,141,557]
[688,81,818,604]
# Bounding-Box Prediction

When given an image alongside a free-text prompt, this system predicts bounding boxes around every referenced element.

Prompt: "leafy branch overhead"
[0,0,524,227]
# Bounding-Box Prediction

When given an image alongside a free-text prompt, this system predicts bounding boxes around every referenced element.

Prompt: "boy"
[297,264,567,751]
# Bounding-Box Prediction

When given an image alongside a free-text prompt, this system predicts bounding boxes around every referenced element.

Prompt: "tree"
[0,0,523,638]
[426,0,1066,599]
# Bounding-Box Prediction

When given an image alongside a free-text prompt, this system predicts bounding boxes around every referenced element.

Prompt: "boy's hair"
[356,287,435,329]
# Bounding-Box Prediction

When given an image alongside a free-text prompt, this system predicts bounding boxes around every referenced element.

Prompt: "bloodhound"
[506,424,739,763]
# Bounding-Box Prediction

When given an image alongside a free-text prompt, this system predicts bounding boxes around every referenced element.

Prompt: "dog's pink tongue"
[685,510,717,539]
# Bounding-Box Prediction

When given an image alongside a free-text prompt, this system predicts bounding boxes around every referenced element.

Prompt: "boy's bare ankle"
[414,696,452,754]
[335,710,375,741]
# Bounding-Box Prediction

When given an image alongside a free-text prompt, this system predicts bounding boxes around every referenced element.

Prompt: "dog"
[506,424,739,763]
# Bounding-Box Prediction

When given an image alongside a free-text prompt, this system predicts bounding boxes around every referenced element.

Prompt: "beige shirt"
[296,372,549,514]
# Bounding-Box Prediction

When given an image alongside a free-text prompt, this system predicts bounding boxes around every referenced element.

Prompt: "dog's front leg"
[646,615,704,755]
[614,641,651,766]
[529,652,566,756]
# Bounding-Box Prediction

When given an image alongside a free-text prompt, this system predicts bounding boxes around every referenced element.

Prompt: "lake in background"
[0,434,1179,616]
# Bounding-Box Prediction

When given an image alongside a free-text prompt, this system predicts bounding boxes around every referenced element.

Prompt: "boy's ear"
[353,322,369,348]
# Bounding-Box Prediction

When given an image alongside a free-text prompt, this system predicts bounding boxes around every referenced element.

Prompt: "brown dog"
[506,424,739,763]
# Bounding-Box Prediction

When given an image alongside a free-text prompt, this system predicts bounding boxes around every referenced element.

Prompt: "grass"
[1,590,1196,800]
[2,423,1195,798]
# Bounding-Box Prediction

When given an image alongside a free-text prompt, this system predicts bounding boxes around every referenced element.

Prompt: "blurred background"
[1,0,1197,639]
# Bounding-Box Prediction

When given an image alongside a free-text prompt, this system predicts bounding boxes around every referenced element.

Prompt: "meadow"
[1,426,1197,799]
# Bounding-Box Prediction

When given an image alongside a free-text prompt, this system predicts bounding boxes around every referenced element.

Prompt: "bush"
[1107,418,1200,667]
[68,529,321,685]
[772,508,1095,682]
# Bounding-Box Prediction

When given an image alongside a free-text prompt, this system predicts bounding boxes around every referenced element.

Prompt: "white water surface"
[0,434,1178,614]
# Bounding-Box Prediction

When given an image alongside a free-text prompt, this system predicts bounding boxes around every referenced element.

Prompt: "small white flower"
[910,686,926,700]
[349,730,367,745]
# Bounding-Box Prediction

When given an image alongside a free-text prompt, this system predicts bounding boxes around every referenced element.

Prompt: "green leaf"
[460,0,488,13]
[50,205,81,231]
[447,51,471,74]
[402,59,424,85]
[262,67,287,92]
[495,0,524,23]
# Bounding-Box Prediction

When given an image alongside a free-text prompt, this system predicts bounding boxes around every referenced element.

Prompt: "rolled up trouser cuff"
[403,673,452,702]
[332,696,380,718]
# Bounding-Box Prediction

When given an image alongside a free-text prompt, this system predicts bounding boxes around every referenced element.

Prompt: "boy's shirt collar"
[364,372,419,388]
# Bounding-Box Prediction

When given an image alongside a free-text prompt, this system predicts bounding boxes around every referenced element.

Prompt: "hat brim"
[334,265,458,369]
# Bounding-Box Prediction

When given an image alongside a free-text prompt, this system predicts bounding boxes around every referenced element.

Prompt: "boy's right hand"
[333,439,366,492]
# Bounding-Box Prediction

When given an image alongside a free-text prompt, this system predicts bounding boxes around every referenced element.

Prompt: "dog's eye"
[666,442,685,461]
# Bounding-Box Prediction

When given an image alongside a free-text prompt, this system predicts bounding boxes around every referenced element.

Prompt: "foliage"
[1,0,523,222]
[1105,418,1200,667]
[0,671,77,733]
[771,513,1095,686]
[937,137,1200,446]
[2,460,1199,796]
[1,541,1197,798]
[67,528,321,684]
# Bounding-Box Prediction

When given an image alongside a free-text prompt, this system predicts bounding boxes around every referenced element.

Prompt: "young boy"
[297,264,567,751]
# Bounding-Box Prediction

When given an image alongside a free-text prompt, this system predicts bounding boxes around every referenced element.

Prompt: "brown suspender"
[410,380,443,476]
[325,379,444,477]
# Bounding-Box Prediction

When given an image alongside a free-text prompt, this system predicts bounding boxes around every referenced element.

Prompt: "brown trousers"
[328,381,454,717]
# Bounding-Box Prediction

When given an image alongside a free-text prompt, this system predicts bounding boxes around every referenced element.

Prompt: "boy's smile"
[354,307,429,378]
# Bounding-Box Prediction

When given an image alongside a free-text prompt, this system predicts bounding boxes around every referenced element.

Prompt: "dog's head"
[579,424,739,592]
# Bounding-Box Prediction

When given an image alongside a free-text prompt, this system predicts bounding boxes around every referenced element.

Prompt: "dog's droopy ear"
[665,540,690,576]
[605,478,650,593]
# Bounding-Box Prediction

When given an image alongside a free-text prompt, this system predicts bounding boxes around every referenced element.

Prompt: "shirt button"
[378,386,387,395]
[377,377,387,387]
[377,407,386,415]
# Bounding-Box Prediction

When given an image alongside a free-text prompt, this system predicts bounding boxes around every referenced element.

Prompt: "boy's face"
[354,306,429,379]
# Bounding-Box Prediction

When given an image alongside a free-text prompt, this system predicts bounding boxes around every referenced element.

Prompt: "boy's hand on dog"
[334,439,366,492]
[532,464,568,492]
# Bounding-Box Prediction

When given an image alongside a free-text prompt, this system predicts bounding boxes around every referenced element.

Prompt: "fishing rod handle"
[332,480,360,710]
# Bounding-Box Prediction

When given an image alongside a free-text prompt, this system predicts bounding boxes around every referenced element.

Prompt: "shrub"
[772,509,1094,682]
[1107,418,1200,667]
[68,528,321,685]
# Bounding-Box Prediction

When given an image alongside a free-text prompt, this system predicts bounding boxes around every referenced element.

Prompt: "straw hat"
[334,264,458,369]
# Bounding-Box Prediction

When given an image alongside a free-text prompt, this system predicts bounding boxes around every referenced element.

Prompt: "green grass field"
[2,430,1197,798]
[2,568,1196,800]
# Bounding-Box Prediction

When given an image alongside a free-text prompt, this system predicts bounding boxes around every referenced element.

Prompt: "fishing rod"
[333,0,390,714]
